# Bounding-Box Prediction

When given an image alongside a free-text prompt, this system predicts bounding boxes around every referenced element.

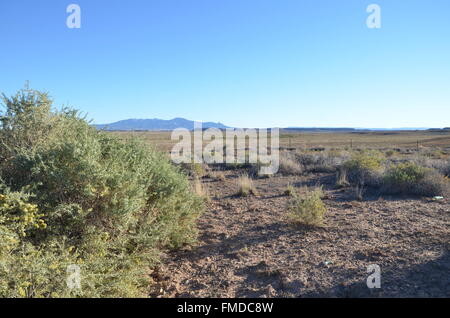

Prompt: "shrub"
[385,150,396,157]
[279,153,302,175]
[193,177,211,202]
[420,158,450,178]
[415,171,449,197]
[0,88,204,297]
[287,187,326,226]
[284,184,296,196]
[208,170,226,181]
[383,162,426,194]
[245,161,274,178]
[237,174,257,196]
[342,150,385,187]
[295,151,347,173]
[383,162,449,196]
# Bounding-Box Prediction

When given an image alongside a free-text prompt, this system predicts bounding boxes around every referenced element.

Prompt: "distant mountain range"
[95,118,229,131]
[95,118,447,131]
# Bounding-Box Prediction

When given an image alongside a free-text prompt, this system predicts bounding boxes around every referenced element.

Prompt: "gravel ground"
[150,170,450,298]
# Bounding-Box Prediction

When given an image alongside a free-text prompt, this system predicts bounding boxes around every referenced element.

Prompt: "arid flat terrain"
[113,129,450,153]
[149,167,449,298]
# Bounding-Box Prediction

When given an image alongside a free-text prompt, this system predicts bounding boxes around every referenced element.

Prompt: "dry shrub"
[208,170,226,181]
[279,153,302,175]
[416,172,450,197]
[237,174,257,197]
[193,177,211,202]
[295,150,347,173]
[416,157,450,178]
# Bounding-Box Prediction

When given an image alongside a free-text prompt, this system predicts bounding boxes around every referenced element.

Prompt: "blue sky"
[0,0,449,128]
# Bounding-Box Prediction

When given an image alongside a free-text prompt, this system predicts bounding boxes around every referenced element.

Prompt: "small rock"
[280,276,292,290]
[266,284,277,297]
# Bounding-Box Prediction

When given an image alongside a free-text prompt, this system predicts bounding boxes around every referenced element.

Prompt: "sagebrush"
[383,162,449,196]
[0,88,204,297]
[287,187,326,226]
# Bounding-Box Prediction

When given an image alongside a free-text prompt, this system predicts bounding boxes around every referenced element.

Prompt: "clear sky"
[1,0,449,128]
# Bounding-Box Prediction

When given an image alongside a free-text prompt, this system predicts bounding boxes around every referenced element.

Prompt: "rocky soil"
[150,170,450,298]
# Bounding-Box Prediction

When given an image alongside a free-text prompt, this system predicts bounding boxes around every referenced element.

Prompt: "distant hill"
[283,127,358,132]
[95,118,438,132]
[95,118,229,131]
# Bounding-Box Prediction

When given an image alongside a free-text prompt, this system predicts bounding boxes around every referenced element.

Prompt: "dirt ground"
[149,169,450,298]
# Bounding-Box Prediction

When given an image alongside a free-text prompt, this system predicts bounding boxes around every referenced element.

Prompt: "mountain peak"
[95,118,229,131]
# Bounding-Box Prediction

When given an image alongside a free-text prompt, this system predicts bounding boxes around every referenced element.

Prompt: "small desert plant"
[287,187,326,226]
[284,184,296,196]
[237,174,257,196]
[383,162,449,196]
[208,170,226,181]
[193,177,211,202]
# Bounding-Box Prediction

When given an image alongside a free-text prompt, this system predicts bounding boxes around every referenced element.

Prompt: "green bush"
[0,88,204,297]
[287,187,326,226]
[383,162,449,197]
[342,150,385,187]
